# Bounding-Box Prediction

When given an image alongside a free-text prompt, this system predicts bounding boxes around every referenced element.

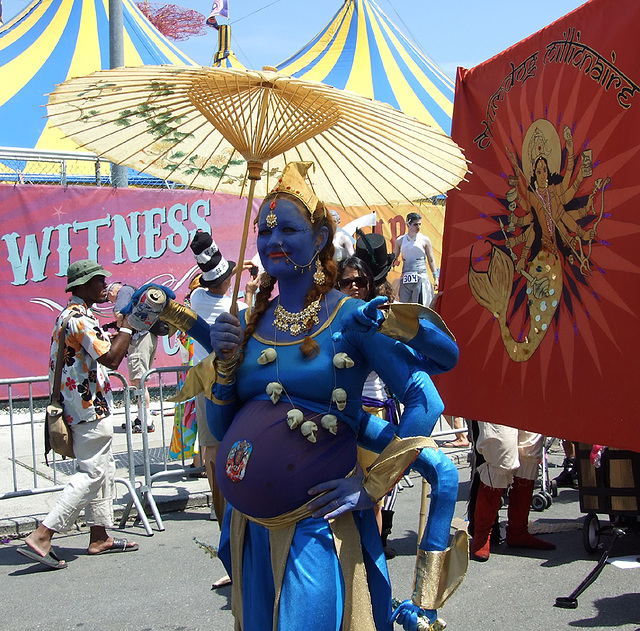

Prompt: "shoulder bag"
[45,311,76,461]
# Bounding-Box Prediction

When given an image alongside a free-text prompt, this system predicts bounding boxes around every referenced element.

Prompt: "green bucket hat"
[65,259,112,292]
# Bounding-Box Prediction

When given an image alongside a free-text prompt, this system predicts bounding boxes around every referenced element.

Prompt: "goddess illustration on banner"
[468,119,609,362]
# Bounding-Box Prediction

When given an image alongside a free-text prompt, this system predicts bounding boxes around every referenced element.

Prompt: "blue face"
[257,197,326,279]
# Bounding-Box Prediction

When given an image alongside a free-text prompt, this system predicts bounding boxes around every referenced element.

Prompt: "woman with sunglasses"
[337,257,376,301]
[337,256,402,558]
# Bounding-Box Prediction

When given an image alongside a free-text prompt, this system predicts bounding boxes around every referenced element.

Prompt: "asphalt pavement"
[1,431,640,630]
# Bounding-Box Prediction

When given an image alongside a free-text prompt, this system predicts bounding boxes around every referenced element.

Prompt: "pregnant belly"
[216,399,357,519]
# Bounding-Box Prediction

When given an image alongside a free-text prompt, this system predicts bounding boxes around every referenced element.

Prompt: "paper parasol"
[47,65,468,306]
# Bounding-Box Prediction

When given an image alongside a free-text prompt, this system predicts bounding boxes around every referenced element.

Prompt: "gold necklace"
[273,298,321,336]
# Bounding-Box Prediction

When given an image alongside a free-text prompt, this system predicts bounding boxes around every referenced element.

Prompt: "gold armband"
[214,353,240,385]
[378,303,455,345]
[412,530,469,610]
[159,299,198,332]
[362,435,436,503]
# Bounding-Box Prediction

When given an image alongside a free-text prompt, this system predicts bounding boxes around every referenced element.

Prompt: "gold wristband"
[214,353,240,385]
[159,299,198,332]
[411,530,469,610]
[362,435,436,503]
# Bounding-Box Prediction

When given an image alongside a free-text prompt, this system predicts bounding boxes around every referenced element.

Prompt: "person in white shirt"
[189,230,248,524]
[393,212,440,306]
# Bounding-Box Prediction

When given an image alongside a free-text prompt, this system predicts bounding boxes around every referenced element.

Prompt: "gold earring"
[313,258,326,285]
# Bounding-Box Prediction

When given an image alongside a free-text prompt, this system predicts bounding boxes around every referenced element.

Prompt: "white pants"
[475,422,543,489]
[42,417,115,532]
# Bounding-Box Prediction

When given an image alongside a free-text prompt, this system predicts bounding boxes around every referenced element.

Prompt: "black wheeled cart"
[575,442,640,553]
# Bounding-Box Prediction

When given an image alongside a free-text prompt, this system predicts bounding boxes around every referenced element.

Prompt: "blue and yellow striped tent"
[212,24,244,69]
[276,0,454,135]
[0,0,196,152]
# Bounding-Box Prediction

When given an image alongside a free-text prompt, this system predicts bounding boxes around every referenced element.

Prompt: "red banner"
[0,185,260,389]
[437,0,640,451]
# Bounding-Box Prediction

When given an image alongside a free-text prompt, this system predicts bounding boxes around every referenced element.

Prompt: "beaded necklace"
[273,298,321,336]
[535,185,554,236]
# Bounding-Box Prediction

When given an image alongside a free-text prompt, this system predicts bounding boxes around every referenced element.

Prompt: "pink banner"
[0,184,442,398]
[0,184,259,391]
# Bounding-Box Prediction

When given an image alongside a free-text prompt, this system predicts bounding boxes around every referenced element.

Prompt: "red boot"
[470,481,504,561]
[506,477,556,550]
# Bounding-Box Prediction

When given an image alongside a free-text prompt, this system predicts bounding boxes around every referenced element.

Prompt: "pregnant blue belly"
[216,399,357,519]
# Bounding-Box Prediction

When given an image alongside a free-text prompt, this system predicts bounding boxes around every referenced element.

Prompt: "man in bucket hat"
[17,260,138,570]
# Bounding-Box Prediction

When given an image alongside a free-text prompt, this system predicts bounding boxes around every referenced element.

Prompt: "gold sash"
[228,509,375,631]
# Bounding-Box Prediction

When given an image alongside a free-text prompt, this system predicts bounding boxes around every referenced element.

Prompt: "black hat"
[190,230,236,288]
[354,230,395,282]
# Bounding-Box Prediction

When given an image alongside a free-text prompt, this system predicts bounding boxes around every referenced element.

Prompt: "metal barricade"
[0,371,152,536]
[120,364,204,531]
[118,370,469,530]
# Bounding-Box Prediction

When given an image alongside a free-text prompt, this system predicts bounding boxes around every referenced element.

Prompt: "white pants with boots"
[475,423,543,489]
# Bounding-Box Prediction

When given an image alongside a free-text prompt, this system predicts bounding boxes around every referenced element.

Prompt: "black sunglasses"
[339,276,368,289]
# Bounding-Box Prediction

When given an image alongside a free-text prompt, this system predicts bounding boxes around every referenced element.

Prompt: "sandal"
[89,537,139,555]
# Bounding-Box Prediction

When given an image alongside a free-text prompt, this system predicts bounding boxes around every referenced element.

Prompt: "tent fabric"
[275,0,454,135]
[212,24,245,69]
[0,0,196,151]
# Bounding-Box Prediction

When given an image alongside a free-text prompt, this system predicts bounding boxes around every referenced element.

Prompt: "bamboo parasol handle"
[230,176,259,317]
[417,478,428,548]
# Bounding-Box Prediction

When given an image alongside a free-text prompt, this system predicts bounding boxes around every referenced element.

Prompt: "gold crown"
[268,162,319,221]
[528,126,551,169]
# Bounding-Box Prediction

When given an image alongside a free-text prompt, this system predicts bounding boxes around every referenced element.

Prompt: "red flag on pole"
[436,0,640,451]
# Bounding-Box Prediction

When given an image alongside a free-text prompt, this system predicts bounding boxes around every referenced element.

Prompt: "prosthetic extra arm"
[341,296,459,375]
[347,317,466,628]
[359,409,466,628]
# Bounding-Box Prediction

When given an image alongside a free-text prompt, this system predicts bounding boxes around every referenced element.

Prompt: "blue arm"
[360,414,458,630]
[342,296,459,375]
[358,413,457,553]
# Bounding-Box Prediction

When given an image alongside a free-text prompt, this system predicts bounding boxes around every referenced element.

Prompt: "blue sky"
[2,0,588,79]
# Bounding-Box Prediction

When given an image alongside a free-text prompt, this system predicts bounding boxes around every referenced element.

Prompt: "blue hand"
[390,599,436,630]
[120,283,175,316]
[306,472,374,520]
[333,296,387,343]
[210,311,243,358]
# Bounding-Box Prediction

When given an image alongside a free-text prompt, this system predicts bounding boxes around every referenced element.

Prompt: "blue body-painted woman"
[135,163,467,630]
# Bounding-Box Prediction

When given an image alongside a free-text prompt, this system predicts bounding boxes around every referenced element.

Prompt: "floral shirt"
[50,296,113,425]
